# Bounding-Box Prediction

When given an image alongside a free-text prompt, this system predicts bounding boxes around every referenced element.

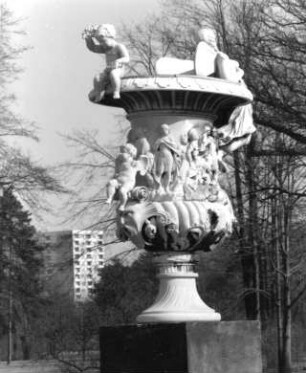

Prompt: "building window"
[87,261,92,266]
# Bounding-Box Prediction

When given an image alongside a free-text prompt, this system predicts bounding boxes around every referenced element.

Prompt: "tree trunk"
[246,142,261,321]
[274,200,283,371]
[20,335,30,360]
[281,298,292,373]
[233,150,257,319]
[280,210,292,373]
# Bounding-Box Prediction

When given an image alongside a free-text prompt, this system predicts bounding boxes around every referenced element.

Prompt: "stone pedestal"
[100,321,262,373]
[137,253,220,323]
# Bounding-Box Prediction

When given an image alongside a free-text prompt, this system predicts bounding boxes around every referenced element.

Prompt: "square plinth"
[100,321,262,373]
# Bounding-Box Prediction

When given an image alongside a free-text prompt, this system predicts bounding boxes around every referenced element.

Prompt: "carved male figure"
[83,24,129,101]
[153,124,181,194]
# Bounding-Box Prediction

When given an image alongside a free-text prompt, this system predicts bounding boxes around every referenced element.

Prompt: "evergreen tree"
[0,188,46,360]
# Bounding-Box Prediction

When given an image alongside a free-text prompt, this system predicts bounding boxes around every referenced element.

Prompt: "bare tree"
[0,4,65,210]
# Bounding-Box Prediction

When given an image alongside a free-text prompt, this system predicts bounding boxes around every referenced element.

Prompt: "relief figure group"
[106,123,229,212]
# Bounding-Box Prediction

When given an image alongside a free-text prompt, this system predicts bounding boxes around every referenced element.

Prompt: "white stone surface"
[137,253,221,323]
[155,57,194,75]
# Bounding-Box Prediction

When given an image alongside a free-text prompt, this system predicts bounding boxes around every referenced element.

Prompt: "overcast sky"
[4,0,160,229]
[7,0,159,164]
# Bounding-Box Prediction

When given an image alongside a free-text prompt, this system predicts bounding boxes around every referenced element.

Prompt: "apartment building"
[38,229,104,302]
[72,230,104,301]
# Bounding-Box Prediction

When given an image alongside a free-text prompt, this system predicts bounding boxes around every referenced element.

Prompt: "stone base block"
[100,321,262,373]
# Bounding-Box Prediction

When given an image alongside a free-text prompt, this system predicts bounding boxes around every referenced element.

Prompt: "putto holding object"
[83,24,129,101]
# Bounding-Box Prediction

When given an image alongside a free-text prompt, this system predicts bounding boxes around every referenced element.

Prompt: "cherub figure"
[198,130,219,183]
[106,143,138,211]
[127,128,155,188]
[83,24,129,101]
[197,27,244,83]
[153,124,181,194]
[186,128,200,168]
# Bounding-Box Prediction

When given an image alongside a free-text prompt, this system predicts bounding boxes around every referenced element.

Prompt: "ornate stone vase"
[98,75,253,323]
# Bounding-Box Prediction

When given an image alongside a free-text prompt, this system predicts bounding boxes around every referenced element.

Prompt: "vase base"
[136,310,221,323]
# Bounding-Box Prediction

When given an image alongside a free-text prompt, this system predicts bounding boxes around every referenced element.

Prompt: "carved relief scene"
[84,23,255,256]
[106,119,238,254]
